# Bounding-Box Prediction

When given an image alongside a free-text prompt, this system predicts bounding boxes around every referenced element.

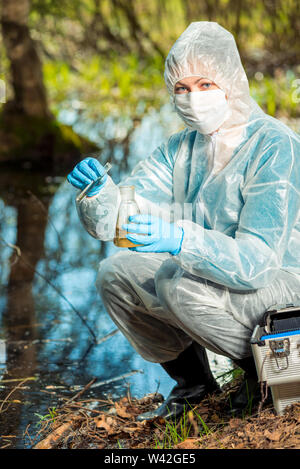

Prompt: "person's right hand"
[67,157,108,197]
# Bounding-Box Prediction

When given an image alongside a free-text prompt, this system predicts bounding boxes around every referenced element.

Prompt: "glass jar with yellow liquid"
[114,186,144,248]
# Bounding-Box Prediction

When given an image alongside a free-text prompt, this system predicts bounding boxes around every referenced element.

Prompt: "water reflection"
[0,105,231,448]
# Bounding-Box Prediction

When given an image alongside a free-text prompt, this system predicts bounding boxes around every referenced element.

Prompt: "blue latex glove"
[123,214,184,255]
[67,157,108,197]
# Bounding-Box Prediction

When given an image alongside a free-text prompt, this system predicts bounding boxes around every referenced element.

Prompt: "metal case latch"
[269,338,290,370]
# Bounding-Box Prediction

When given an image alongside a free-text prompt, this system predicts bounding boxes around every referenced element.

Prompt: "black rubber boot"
[228,356,271,415]
[136,342,221,422]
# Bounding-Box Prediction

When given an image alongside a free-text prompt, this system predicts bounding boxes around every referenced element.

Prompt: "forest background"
[0,0,299,167]
[0,0,300,450]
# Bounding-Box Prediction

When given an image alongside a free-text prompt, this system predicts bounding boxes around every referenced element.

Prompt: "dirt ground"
[31,377,300,450]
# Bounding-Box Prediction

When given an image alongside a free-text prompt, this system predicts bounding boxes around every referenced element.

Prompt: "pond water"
[0,104,232,449]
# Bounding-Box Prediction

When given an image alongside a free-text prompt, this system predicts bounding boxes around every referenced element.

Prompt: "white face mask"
[174,89,231,135]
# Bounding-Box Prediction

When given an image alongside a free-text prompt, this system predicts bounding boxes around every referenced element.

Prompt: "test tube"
[76,161,112,203]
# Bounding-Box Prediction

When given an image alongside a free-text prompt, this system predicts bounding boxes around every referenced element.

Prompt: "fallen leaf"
[229,418,241,429]
[264,429,282,442]
[95,415,110,431]
[235,442,246,449]
[122,426,141,433]
[115,402,132,419]
[174,438,199,449]
[94,415,119,436]
[120,397,128,404]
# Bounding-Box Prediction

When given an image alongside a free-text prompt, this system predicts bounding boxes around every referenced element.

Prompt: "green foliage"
[43,51,166,120]
[37,0,299,121]
[153,402,214,449]
[34,406,58,427]
[154,406,193,449]
[249,69,300,118]
[1,0,300,122]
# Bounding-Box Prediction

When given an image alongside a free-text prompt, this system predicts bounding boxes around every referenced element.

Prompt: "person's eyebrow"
[175,78,211,87]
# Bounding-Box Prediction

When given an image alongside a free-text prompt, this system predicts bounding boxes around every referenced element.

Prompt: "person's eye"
[201,83,212,89]
[175,86,187,93]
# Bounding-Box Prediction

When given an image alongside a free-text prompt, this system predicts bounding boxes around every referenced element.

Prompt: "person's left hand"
[122,214,184,255]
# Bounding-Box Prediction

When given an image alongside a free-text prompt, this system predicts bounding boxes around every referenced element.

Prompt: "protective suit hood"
[164,22,259,135]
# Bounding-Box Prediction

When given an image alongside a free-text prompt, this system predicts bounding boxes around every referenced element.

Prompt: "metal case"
[251,304,300,415]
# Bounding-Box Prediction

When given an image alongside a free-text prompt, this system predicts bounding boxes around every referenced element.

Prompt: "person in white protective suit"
[67,22,300,420]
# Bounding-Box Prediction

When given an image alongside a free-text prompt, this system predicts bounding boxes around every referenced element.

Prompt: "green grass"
[34,406,58,427]
[153,401,215,449]
[153,366,257,449]
[153,405,192,449]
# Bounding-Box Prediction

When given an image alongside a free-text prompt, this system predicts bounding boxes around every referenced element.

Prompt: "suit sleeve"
[174,134,300,290]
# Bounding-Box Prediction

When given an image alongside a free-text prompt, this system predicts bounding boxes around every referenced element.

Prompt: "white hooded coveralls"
[76,22,300,361]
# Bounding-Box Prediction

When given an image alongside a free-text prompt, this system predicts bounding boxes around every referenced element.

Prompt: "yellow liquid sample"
[113,228,144,248]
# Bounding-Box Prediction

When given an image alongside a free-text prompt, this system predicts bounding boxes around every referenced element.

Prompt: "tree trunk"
[1,0,51,119]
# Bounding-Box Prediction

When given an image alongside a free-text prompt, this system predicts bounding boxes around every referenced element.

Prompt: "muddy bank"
[28,376,300,450]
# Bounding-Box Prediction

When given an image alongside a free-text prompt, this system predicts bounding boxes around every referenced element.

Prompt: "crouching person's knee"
[154,258,181,310]
[96,250,133,298]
